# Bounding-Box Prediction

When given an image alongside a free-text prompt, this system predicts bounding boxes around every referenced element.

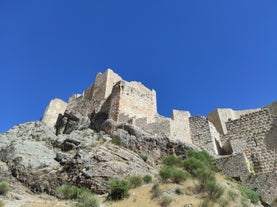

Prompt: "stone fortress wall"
[41,69,276,204]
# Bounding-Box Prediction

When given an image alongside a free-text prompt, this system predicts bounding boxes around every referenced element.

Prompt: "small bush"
[151,184,162,199]
[143,175,152,184]
[163,155,182,167]
[159,195,172,207]
[187,150,213,165]
[171,168,189,184]
[175,187,184,195]
[139,154,148,162]
[76,191,99,207]
[195,168,215,187]
[0,200,4,207]
[108,179,130,200]
[182,157,207,176]
[0,182,9,195]
[239,185,260,204]
[159,166,189,183]
[159,166,173,182]
[58,185,81,199]
[129,176,143,188]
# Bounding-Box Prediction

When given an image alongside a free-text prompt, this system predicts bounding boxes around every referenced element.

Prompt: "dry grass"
[105,174,252,207]
[104,181,205,207]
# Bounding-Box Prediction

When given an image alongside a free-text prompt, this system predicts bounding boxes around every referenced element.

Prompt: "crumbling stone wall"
[223,108,276,173]
[84,68,122,100]
[116,81,157,123]
[189,116,220,155]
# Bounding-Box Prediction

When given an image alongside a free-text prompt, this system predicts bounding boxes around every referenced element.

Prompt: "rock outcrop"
[0,120,198,196]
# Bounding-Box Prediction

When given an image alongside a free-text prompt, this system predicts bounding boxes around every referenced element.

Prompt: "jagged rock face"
[0,121,158,195]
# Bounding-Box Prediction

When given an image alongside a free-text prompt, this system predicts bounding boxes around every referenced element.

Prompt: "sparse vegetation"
[159,166,189,183]
[163,155,182,167]
[58,184,82,199]
[129,176,143,188]
[239,185,260,204]
[0,182,9,195]
[108,179,130,200]
[76,191,99,207]
[58,184,99,207]
[143,175,152,184]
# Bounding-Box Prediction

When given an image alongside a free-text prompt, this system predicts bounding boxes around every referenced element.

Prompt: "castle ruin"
[41,69,276,204]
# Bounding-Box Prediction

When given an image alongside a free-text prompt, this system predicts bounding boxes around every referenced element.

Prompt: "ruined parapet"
[84,68,122,100]
[41,98,67,129]
[208,108,260,134]
[102,80,157,123]
[189,116,221,155]
[170,110,192,143]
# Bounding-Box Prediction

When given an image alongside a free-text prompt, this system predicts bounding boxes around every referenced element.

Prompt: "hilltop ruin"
[41,69,276,204]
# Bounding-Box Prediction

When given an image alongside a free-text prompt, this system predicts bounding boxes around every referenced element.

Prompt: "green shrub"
[163,155,182,167]
[195,168,215,187]
[108,179,130,200]
[143,175,152,184]
[159,166,189,183]
[129,176,143,188]
[239,185,260,204]
[58,184,82,199]
[175,187,184,195]
[151,184,162,199]
[187,150,213,165]
[139,154,148,162]
[76,191,99,207]
[159,166,173,182]
[182,157,207,176]
[159,195,172,207]
[171,168,189,183]
[0,182,9,195]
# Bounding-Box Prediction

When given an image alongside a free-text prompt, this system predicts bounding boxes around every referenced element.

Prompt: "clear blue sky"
[1,1,277,132]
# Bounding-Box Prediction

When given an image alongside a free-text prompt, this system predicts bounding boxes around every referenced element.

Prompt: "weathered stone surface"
[0,121,157,195]
[101,119,200,165]
[41,98,67,130]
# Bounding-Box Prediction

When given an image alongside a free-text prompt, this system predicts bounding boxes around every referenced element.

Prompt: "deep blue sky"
[1,1,277,132]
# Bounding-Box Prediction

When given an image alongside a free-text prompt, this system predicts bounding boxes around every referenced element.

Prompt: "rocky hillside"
[0,119,273,207]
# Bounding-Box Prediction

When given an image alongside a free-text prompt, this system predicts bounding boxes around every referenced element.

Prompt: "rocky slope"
[0,119,199,198]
